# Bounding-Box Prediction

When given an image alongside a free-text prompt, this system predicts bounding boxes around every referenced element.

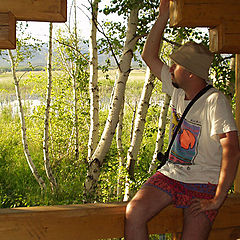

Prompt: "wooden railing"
[1,193,240,240]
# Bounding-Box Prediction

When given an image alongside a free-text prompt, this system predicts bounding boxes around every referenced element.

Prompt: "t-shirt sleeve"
[161,64,174,96]
[209,92,238,140]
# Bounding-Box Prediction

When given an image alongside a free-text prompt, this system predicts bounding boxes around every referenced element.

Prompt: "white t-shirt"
[159,64,238,184]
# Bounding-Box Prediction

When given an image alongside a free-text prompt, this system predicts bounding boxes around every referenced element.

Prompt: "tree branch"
[55,39,89,63]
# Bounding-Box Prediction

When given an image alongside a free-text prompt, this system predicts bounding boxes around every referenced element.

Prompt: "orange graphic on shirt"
[179,129,196,150]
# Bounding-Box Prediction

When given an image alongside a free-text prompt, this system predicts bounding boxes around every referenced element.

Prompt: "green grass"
[98,68,146,97]
[0,72,15,92]
[0,68,146,93]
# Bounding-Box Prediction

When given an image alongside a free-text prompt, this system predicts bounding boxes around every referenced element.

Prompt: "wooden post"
[172,232,181,240]
[209,23,240,53]
[0,12,16,49]
[234,54,240,193]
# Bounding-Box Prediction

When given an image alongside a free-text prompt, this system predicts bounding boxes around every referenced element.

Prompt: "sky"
[24,0,113,43]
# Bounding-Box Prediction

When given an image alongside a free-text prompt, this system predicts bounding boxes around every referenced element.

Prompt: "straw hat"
[170,42,214,81]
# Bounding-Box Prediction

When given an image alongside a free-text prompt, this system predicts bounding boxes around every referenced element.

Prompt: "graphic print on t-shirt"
[169,108,201,165]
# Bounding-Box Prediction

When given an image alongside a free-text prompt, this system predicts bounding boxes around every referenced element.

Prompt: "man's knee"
[125,198,148,223]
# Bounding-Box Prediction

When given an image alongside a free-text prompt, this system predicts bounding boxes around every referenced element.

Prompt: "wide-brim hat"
[169,41,214,81]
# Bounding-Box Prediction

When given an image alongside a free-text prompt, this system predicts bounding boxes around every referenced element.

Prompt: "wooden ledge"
[169,0,240,27]
[0,0,67,22]
[0,193,240,240]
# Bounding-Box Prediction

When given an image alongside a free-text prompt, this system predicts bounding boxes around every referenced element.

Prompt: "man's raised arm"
[141,0,170,80]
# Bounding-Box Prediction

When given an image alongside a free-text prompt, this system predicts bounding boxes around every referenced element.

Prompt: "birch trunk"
[149,93,171,173]
[124,67,155,201]
[116,100,125,200]
[73,75,79,161]
[73,0,80,161]
[8,50,46,190]
[126,67,155,178]
[85,7,140,201]
[43,22,58,191]
[88,0,99,159]
[130,100,137,141]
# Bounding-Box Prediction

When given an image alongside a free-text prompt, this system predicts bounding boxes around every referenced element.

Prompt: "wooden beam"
[0,0,67,22]
[234,54,240,193]
[170,0,240,27]
[0,193,240,240]
[209,23,240,53]
[0,12,16,49]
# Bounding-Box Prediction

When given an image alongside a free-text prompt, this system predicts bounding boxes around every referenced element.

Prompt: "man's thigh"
[126,185,173,222]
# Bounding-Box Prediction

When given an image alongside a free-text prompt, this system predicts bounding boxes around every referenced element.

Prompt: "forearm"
[214,132,240,207]
[213,135,240,207]
[141,15,168,63]
[141,0,170,73]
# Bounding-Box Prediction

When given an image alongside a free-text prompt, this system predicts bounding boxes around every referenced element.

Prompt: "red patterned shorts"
[144,171,218,223]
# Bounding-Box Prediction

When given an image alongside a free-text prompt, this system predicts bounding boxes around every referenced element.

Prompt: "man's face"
[169,63,189,89]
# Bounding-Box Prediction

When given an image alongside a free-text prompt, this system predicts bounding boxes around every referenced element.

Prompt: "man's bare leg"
[124,185,172,240]
[181,208,212,240]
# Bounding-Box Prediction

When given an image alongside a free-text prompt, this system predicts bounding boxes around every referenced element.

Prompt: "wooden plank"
[0,203,126,240]
[170,0,240,27]
[209,23,240,53]
[209,227,240,240]
[0,12,16,49]
[213,193,240,229]
[0,0,67,22]
[234,55,240,193]
[0,193,240,240]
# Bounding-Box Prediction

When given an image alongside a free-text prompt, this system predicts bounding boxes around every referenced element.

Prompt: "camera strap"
[165,84,213,157]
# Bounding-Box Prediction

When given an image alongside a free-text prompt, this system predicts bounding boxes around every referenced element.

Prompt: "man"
[124,0,240,239]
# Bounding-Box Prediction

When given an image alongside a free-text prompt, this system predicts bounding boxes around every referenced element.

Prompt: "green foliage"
[0,107,40,208]
[99,0,160,69]
[211,54,235,99]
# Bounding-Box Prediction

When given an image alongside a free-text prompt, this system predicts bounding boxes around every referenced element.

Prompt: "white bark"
[8,50,46,190]
[43,22,58,191]
[73,1,80,161]
[73,76,79,161]
[149,93,171,173]
[130,100,137,141]
[116,100,125,200]
[126,67,155,177]
[88,0,99,159]
[85,7,140,201]
[124,67,155,201]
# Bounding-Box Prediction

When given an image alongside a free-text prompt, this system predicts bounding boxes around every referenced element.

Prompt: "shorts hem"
[143,183,173,199]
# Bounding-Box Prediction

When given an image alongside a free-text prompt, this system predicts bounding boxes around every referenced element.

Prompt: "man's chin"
[172,82,179,89]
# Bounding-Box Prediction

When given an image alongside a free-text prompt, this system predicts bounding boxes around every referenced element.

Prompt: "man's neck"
[184,82,208,100]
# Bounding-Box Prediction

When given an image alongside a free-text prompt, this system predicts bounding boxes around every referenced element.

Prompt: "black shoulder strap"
[165,85,213,156]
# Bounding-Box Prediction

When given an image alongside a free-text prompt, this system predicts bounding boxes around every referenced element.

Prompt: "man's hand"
[159,0,171,18]
[189,198,221,216]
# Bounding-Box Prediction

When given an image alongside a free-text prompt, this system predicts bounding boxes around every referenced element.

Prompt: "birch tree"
[55,3,89,161]
[116,97,125,200]
[72,0,80,161]
[124,68,156,200]
[149,93,171,173]
[85,6,140,201]
[88,0,100,160]
[126,68,156,177]
[8,46,46,190]
[83,0,162,201]
[43,22,58,191]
